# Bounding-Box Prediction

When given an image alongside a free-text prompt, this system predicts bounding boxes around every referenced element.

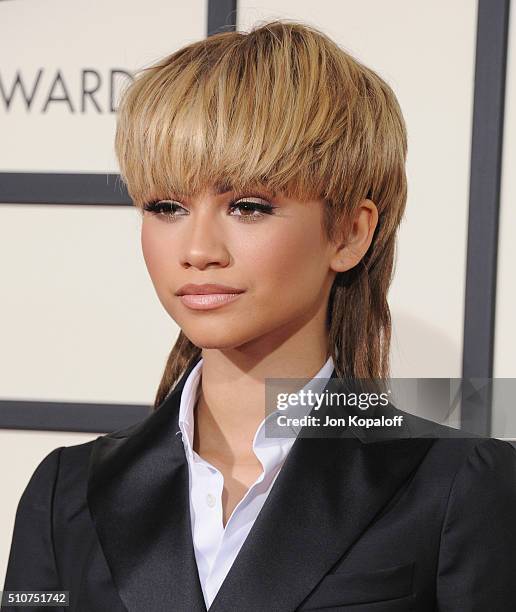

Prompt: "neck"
[192,330,330,463]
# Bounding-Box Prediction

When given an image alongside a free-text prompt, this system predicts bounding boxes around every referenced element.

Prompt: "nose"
[180,201,231,270]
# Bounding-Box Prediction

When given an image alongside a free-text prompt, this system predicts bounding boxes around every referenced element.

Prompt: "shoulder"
[35,437,99,475]
[26,415,153,497]
[398,406,516,465]
[13,431,135,542]
[412,430,516,509]
[30,417,148,481]
[17,439,97,511]
[436,436,516,495]
[20,432,118,506]
[385,407,516,491]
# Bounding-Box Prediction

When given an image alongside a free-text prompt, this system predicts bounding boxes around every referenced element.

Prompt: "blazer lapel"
[88,362,434,612]
[87,357,207,612]
[208,372,434,612]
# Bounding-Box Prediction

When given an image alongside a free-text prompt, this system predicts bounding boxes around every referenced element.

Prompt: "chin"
[181,325,259,350]
[180,319,267,349]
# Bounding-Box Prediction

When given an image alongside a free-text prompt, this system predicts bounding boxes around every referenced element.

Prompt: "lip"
[179,292,243,310]
[176,283,245,296]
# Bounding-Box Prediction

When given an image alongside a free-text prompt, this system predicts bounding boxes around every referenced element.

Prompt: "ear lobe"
[329,199,378,273]
[330,245,357,273]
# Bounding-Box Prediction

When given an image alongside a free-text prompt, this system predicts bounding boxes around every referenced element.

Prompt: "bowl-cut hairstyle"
[114,19,408,409]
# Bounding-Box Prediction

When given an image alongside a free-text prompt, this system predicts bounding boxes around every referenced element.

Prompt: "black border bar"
[0,172,131,205]
[461,0,510,436]
[0,399,151,433]
[207,0,237,36]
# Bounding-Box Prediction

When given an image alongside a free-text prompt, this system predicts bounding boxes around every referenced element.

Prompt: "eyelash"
[142,196,277,223]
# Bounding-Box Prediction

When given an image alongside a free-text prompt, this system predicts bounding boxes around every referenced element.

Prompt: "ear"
[329,199,379,273]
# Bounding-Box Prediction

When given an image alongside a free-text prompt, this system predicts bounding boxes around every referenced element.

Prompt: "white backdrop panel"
[0,0,206,172]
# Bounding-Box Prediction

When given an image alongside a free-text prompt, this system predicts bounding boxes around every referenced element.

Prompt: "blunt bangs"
[114,20,406,244]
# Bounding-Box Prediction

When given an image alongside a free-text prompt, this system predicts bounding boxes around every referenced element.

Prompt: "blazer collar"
[87,360,433,612]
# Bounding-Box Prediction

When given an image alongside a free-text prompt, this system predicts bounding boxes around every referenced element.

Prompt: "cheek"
[251,224,327,294]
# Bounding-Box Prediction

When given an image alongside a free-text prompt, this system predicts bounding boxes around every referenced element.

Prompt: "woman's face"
[140,185,345,353]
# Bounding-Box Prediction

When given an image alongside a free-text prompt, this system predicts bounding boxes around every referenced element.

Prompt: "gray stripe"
[0,172,131,205]
[461,0,510,435]
[0,400,150,433]
[207,0,237,36]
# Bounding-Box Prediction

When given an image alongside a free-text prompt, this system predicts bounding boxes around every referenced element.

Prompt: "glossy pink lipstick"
[175,283,245,311]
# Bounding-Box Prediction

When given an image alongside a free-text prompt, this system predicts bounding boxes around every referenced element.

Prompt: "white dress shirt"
[177,356,335,609]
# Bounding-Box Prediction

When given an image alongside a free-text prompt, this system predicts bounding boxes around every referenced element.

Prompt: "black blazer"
[3,359,516,612]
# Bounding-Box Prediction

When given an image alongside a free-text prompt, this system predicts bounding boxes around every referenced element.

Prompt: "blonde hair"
[114,20,408,409]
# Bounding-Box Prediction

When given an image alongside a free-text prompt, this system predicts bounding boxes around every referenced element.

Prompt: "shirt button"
[206,493,216,508]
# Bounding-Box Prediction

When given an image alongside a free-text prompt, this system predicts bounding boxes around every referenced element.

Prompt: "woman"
[4,20,516,612]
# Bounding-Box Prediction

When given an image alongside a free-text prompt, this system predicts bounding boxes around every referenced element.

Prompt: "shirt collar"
[177,356,335,461]
[177,358,203,463]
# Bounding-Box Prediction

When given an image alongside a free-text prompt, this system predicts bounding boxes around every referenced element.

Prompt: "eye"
[142,200,186,221]
[142,196,277,223]
[228,197,276,223]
